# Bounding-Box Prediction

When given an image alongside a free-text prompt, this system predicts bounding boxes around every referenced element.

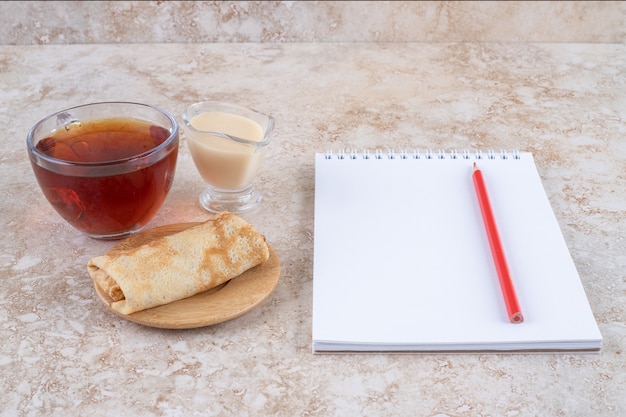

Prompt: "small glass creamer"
[182,101,274,213]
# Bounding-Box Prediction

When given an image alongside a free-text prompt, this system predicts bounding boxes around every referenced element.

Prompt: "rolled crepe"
[88,212,270,315]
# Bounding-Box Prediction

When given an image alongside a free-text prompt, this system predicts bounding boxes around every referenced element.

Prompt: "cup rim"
[182,100,274,148]
[27,101,180,167]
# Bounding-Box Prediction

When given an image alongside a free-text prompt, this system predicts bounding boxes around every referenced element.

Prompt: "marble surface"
[1,1,625,45]
[1,41,625,416]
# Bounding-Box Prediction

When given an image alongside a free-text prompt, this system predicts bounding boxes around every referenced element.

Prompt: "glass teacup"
[182,101,274,213]
[27,102,179,239]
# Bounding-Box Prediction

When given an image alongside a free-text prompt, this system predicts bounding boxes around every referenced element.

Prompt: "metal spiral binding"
[324,149,521,160]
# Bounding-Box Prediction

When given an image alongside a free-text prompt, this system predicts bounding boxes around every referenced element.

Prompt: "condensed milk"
[182,101,274,213]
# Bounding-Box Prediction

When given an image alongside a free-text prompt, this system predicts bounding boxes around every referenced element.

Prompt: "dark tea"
[31,117,178,237]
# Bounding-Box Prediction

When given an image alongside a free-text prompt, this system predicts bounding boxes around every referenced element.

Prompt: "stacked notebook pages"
[312,150,602,353]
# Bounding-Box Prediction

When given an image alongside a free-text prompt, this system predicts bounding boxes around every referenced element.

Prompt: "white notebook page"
[312,151,602,352]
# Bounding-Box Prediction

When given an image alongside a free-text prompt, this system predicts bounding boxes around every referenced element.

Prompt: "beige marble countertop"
[2,1,625,44]
[1,42,625,416]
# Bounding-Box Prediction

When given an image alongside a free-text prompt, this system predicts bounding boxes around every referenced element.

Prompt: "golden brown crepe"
[87,212,269,315]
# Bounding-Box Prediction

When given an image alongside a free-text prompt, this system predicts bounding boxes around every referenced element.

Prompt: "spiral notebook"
[312,150,602,353]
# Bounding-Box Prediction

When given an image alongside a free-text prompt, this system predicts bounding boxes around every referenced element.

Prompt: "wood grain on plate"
[93,222,281,329]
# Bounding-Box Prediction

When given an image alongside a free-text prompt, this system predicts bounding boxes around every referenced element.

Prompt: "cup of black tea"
[27,102,179,239]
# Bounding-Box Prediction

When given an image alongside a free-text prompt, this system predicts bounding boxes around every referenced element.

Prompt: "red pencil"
[472,162,524,324]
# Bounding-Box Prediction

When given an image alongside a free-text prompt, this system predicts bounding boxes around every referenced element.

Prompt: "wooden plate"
[93,222,281,329]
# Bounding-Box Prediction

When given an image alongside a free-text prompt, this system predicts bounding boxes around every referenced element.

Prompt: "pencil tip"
[510,312,524,324]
